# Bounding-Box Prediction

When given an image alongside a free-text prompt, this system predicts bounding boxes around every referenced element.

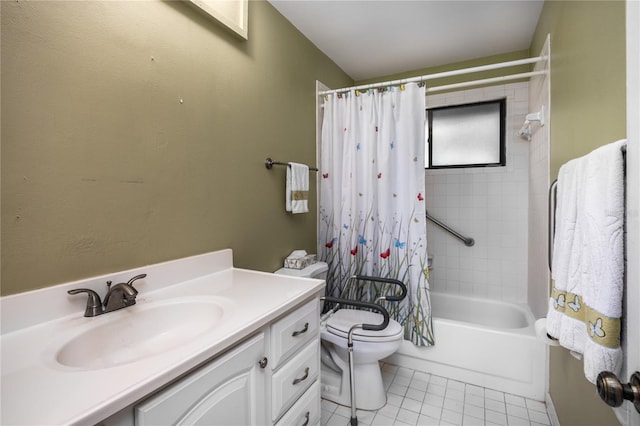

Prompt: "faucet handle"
[67,288,103,317]
[126,273,147,289]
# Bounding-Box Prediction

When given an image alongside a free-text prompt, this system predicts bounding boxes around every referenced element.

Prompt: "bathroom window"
[425,99,506,168]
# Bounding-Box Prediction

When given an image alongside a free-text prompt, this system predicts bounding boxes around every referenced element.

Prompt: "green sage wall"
[531,1,626,425]
[1,0,352,295]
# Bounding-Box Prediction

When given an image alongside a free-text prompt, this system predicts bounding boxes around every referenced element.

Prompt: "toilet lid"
[325,309,403,342]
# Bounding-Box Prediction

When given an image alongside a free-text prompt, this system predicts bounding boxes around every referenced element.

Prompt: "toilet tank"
[274,262,328,280]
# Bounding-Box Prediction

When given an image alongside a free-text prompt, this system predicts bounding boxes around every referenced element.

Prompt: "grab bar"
[426,210,474,247]
[346,275,408,302]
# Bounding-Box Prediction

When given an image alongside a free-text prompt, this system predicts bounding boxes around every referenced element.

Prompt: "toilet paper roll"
[535,318,560,346]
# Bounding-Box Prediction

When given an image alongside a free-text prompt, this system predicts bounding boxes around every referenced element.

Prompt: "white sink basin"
[56,297,226,370]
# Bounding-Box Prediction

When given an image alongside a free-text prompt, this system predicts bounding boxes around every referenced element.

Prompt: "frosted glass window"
[426,99,505,168]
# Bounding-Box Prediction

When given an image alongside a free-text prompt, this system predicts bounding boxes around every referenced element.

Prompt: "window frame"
[426,98,507,169]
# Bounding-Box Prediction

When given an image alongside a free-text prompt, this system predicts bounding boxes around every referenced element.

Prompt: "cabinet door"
[136,333,266,426]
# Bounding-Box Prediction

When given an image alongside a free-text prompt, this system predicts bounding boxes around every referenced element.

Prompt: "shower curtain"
[319,83,434,346]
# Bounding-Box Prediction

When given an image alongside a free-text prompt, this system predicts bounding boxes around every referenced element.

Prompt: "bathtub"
[386,292,547,400]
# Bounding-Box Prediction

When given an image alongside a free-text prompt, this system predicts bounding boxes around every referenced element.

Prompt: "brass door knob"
[596,371,640,413]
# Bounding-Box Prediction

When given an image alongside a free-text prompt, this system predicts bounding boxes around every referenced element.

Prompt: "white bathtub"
[386,292,547,400]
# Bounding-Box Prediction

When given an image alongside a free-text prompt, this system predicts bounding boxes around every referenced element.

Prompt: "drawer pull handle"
[301,411,310,426]
[292,322,309,337]
[292,367,309,385]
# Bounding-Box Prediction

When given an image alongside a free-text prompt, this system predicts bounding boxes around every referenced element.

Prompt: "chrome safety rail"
[426,210,475,247]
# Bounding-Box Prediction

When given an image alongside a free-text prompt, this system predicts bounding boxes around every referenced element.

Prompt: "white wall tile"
[425,82,529,303]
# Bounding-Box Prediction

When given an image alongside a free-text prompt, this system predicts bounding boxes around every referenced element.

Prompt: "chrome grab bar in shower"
[425,210,475,247]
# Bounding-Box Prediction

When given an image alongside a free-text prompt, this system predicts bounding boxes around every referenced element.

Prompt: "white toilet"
[275,262,404,411]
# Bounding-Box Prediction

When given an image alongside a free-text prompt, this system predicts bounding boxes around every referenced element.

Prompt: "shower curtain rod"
[318,56,547,96]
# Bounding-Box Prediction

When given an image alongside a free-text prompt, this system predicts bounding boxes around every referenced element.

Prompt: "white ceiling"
[268,0,544,81]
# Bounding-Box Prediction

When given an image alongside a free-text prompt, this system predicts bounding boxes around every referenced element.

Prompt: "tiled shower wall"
[424,82,530,303]
[527,41,551,319]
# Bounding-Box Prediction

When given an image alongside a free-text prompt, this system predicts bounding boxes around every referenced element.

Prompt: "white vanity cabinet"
[100,297,320,426]
[136,332,267,425]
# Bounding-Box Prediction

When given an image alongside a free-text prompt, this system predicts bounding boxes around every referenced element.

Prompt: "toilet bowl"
[275,262,404,411]
[320,308,403,410]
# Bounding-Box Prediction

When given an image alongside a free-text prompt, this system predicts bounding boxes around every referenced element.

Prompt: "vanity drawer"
[270,298,319,368]
[271,338,320,421]
[275,380,320,426]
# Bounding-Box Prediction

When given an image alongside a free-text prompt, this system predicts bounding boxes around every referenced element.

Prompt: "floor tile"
[485,410,508,426]
[441,408,464,425]
[420,402,442,419]
[320,364,550,426]
[465,394,485,408]
[410,378,429,392]
[485,398,506,414]
[443,397,464,414]
[525,399,546,413]
[387,393,404,407]
[484,389,505,402]
[527,410,550,425]
[424,393,445,408]
[463,415,486,426]
[465,384,484,397]
[401,397,424,413]
[396,367,414,378]
[396,407,420,425]
[506,404,528,420]
[463,403,484,420]
[406,387,427,402]
[377,403,400,420]
[394,374,412,387]
[389,383,409,396]
[446,388,465,402]
[418,414,441,425]
[447,380,466,392]
[427,383,447,397]
[505,394,526,408]
[507,415,531,426]
[326,412,350,426]
[430,375,448,387]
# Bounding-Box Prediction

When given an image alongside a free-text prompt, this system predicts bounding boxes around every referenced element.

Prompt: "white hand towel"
[286,162,309,214]
[547,139,626,384]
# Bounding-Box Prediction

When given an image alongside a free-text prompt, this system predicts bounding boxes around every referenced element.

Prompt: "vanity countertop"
[0,249,324,425]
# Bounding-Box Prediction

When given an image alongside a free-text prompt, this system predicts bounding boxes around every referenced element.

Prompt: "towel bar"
[548,179,558,272]
[265,157,318,171]
[549,144,626,272]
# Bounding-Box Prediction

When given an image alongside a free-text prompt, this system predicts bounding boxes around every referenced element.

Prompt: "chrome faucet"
[67,274,146,317]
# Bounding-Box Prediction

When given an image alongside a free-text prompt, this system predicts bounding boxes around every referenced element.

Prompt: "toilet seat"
[325,309,403,342]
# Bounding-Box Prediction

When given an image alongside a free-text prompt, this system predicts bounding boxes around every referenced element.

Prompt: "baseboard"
[545,392,560,426]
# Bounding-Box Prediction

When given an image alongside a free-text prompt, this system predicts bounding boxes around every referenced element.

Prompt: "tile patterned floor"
[321,364,552,426]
